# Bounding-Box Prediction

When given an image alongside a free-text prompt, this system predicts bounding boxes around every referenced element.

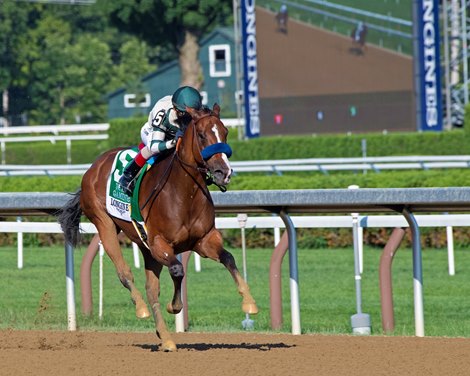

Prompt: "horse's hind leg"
[142,251,177,352]
[196,229,258,315]
[94,218,150,319]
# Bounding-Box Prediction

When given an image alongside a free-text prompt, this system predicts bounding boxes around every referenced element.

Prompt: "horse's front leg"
[141,251,177,352]
[150,235,184,315]
[195,229,258,315]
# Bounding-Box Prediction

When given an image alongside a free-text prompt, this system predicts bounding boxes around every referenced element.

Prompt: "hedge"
[108,119,470,161]
[2,169,469,193]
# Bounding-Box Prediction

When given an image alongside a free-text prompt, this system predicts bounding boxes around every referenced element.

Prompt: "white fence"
[0,213,465,332]
[0,120,243,165]
[2,213,465,274]
[2,155,470,176]
[231,155,470,175]
[0,123,109,165]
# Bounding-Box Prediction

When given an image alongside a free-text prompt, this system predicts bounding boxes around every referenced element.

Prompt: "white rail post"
[238,213,254,330]
[1,140,5,165]
[446,226,455,276]
[99,241,104,319]
[402,208,425,337]
[65,242,77,331]
[348,185,371,335]
[279,210,301,335]
[132,242,140,269]
[174,255,185,332]
[66,138,72,164]
[17,216,23,269]
[194,253,201,272]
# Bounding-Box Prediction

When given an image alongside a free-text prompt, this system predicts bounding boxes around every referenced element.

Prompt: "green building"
[107,28,238,120]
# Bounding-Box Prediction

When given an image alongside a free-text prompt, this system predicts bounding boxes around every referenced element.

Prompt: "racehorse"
[275,6,288,34]
[57,104,258,352]
[350,22,368,55]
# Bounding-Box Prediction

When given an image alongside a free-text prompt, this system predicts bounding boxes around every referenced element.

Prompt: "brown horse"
[275,7,288,34]
[350,22,368,55]
[58,104,258,351]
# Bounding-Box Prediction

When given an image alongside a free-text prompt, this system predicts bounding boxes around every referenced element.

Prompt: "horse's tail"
[57,190,82,247]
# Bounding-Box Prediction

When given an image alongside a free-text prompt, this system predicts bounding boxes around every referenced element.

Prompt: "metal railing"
[2,155,470,176]
[2,188,470,335]
[231,155,470,175]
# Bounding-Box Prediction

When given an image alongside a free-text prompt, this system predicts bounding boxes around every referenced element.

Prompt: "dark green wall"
[108,28,237,120]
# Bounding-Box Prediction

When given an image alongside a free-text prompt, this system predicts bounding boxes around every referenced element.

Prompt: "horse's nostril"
[214,170,224,179]
[213,169,231,185]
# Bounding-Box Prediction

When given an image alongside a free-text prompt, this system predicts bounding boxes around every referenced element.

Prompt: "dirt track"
[1,330,470,376]
[256,7,413,97]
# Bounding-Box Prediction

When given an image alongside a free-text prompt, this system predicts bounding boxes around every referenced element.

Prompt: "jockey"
[354,21,365,42]
[118,85,203,196]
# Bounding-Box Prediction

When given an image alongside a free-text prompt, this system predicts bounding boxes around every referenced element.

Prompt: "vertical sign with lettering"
[415,0,443,131]
[240,0,261,138]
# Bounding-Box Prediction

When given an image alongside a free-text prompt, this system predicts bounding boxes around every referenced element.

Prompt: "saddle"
[106,148,157,248]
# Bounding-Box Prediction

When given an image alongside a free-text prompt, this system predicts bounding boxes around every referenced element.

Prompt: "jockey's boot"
[119,159,142,196]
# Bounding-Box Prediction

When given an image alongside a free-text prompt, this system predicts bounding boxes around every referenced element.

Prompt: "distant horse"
[58,104,258,352]
[350,22,368,55]
[275,5,288,34]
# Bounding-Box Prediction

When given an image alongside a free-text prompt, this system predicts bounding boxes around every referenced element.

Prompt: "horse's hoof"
[136,305,151,319]
[166,302,182,315]
[242,303,259,315]
[162,340,177,352]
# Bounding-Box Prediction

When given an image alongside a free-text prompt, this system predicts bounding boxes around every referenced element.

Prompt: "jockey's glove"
[175,130,184,142]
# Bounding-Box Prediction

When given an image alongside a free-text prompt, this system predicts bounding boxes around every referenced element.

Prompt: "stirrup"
[119,176,135,196]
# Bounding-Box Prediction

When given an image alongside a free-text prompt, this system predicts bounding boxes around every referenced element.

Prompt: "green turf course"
[1,244,469,337]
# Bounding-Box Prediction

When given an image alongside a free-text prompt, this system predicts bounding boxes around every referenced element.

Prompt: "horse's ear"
[212,103,220,117]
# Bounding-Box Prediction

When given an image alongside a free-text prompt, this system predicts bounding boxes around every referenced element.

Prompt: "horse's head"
[184,103,233,188]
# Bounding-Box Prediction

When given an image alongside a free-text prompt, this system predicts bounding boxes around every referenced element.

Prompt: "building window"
[124,93,151,108]
[209,44,231,77]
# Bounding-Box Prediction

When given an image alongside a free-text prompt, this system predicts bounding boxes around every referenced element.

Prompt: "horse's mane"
[201,106,214,117]
[178,106,212,133]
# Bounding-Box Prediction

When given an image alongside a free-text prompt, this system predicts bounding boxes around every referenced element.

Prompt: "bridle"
[176,112,232,191]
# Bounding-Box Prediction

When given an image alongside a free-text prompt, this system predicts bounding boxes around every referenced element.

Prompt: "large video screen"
[254,1,414,135]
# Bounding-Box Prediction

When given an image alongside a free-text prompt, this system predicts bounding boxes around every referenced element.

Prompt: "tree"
[113,38,156,98]
[0,2,31,125]
[101,0,233,90]
[18,15,115,124]
[63,35,115,123]
[1,2,160,124]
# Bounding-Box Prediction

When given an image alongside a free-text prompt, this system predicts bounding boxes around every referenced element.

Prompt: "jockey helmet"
[172,86,202,113]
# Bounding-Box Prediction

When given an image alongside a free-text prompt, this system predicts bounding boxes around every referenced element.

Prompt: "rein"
[139,151,177,221]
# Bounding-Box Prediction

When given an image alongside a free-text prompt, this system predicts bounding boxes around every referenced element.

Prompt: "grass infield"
[1,244,469,337]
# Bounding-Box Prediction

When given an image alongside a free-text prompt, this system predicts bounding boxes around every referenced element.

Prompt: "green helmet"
[172,86,202,112]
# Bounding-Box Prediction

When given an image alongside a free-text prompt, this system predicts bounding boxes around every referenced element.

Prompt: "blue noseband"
[201,142,233,161]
